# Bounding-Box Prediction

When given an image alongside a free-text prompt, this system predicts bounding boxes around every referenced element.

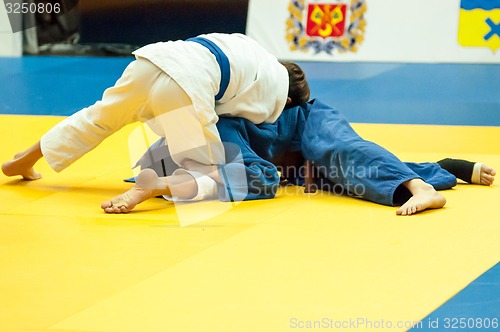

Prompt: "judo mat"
[1,57,499,331]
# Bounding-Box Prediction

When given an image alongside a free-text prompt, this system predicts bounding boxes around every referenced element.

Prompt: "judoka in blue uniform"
[137,98,466,207]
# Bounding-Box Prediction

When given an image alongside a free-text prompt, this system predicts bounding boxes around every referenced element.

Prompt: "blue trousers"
[301,100,457,206]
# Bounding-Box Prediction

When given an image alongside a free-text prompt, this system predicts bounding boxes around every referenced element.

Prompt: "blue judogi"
[135,99,457,206]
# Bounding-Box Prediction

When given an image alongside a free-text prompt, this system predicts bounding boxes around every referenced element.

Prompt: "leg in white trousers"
[40,57,224,172]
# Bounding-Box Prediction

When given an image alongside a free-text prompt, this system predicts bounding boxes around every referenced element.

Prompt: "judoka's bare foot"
[396,179,446,216]
[101,186,157,213]
[438,158,496,186]
[472,163,496,186]
[2,152,42,180]
[101,169,169,213]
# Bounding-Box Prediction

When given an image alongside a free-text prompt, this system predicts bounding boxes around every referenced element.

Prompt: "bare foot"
[101,169,170,214]
[2,152,42,180]
[101,186,157,213]
[396,180,446,216]
[472,163,496,186]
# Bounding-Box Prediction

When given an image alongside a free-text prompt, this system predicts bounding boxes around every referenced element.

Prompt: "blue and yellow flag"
[458,0,500,52]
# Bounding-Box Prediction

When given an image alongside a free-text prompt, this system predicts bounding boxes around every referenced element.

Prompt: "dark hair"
[280,61,310,108]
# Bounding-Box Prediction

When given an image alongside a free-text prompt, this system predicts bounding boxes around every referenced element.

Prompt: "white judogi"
[40,33,289,184]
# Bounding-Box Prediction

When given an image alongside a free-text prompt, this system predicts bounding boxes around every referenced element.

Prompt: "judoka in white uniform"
[40,33,291,172]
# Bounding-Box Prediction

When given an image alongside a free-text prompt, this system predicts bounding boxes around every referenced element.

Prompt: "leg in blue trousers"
[294,99,496,215]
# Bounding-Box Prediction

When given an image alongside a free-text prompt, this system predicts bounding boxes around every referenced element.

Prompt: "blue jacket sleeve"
[216,119,280,202]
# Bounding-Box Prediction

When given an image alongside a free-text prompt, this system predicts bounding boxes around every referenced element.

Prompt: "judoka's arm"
[220,126,280,201]
[181,152,280,201]
[184,119,280,201]
[217,153,280,201]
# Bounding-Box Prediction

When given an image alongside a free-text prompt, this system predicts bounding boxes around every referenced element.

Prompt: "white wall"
[247,0,500,63]
[0,3,22,57]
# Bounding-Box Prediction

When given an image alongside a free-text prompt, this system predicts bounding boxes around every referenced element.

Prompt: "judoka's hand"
[181,159,222,183]
[303,160,317,194]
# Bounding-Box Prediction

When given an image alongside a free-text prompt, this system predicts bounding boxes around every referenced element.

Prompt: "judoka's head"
[281,62,310,109]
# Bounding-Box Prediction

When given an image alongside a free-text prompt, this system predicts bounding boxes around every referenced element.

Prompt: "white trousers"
[41,58,224,172]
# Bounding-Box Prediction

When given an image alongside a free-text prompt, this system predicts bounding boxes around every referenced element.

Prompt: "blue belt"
[187,37,230,101]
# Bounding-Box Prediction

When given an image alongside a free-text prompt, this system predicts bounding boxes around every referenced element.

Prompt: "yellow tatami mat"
[1,115,499,332]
